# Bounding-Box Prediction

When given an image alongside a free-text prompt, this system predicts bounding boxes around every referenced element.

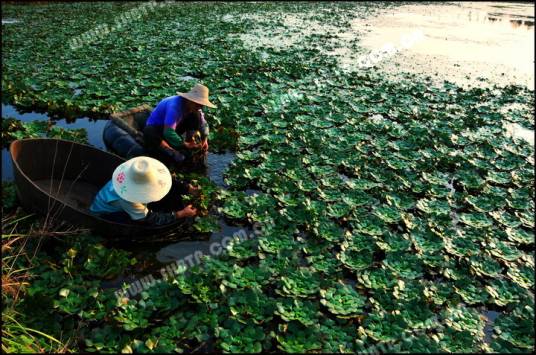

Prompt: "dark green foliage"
[2,1,534,353]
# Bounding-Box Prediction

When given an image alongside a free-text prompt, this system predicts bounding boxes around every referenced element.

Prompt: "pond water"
[237,1,534,88]
[351,1,535,88]
[2,104,107,181]
[504,122,535,146]
[206,151,236,188]
[156,220,253,263]
[483,309,501,344]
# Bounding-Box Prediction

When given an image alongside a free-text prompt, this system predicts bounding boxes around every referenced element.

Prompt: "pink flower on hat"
[116,172,126,184]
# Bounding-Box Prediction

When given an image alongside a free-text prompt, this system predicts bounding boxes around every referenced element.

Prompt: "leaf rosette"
[319,283,366,317]
[442,305,485,336]
[226,237,258,260]
[443,234,480,258]
[492,312,534,349]
[453,278,489,305]
[485,279,525,307]
[357,267,397,290]
[306,253,342,274]
[258,233,296,254]
[486,170,512,185]
[337,247,374,272]
[312,218,345,242]
[373,205,402,224]
[215,319,266,353]
[487,239,521,262]
[489,210,522,228]
[350,216,385,236]
[276,322,322,353]
[505,227,534,245]
[416,198,451,216]
[227,289,275,325]
[376,231,412,252]
[275,298,319,326]
[278,267,321,298]
[222,265,271,290]
[383,252,424,279]
[423,281,455,305]
[362,312,409,342]
[468,254,503,278]
[459,213,493,228]
[506,264,534,289]
[385,192,416,210]
[465,194,505,213]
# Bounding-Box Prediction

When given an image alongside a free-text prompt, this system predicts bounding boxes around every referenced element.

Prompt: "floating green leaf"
[320,283,366,317]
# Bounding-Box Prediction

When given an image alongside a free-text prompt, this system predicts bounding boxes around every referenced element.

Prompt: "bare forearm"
[160,140,172,149]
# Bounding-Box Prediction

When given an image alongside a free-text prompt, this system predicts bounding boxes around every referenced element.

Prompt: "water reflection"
[350,2,534,88]
[206,151,236,188]
[1,104,107,181]
[504,122,535,146]
[155,219,254,263]
[487,16,534,30]
[157,241,212,264]
[1,18,19,24]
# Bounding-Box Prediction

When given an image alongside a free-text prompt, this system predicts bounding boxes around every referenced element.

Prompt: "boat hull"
[10,138,183,238]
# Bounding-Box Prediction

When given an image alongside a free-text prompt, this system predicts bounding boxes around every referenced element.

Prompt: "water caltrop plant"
[1,1,534,353]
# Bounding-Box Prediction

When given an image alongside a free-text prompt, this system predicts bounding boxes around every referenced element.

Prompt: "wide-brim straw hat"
[112,156,172,204]
[177,83,217,108]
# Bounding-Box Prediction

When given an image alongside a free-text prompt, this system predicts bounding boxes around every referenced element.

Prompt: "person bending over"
[90,156,197,225]
[143,83,216,165]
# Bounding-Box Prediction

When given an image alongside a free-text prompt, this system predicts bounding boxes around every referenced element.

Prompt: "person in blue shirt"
[90,156,198,225]
[143,83,216,165]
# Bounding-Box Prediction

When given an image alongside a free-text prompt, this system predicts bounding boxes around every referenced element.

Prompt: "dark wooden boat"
[104,104,208,170]
[10,138,185,238]
[103,104,150,159]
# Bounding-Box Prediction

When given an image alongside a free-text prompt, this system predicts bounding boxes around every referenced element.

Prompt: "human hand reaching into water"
[201,139,208,152]
[184,140,203,150]
[176,204,198,218]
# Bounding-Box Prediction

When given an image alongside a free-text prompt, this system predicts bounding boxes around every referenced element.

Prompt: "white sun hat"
[112,156,172,204]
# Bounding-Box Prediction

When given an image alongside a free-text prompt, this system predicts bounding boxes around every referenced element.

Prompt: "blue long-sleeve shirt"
[145,96,208,149]
[146,95,207,130]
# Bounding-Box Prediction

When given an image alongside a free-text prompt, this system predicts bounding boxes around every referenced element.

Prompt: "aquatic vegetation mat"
[2,117,88,147]
[2,1,534,353]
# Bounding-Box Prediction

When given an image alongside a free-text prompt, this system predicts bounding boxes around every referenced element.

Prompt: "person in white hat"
[90,156,198,225]
[143,83,217,165]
